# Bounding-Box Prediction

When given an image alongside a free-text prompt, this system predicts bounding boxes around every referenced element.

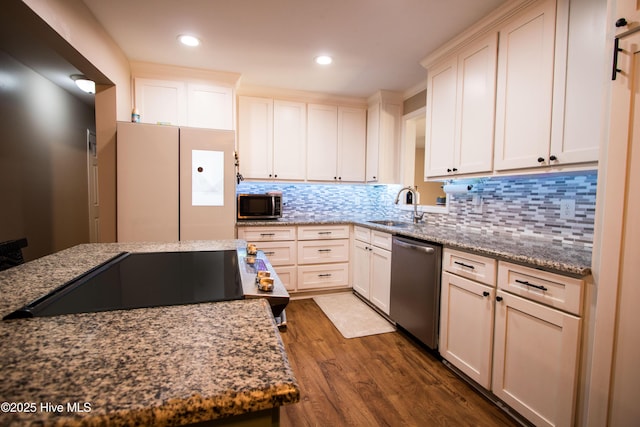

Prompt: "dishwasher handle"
[394,239,435,254]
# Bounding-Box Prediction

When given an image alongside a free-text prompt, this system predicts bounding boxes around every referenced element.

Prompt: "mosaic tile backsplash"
[237,171,597,248]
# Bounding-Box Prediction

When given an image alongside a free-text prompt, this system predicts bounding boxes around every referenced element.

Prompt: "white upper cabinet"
[425,32,497,179]
[134,78,186,126]
[273,100,307,180]
[238,97,306,180]
[493,0,557,171]
[425,59,457,178]
[337,107,366,181]
[186,83,234,130]
[367,91,403,183]
[307,105,366,182]
[422,0,602,177]
[238,96,274,179]
[134,78,234,130]
[307,104,339,181]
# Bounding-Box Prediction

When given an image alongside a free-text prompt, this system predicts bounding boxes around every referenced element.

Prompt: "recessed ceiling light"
[178,34,201,47]
[70,74,95,94]
[315,55,333,65]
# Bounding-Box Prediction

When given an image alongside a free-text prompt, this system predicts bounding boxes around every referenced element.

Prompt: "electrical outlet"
[472,195,483,214]
[560,199,575,219]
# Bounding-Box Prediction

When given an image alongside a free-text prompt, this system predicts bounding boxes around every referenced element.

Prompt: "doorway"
[401,107,446,211]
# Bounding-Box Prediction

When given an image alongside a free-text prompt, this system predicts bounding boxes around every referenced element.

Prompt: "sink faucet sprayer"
[395,186,424,224]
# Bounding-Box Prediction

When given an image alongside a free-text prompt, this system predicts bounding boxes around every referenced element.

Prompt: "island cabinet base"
[186,407,280,426]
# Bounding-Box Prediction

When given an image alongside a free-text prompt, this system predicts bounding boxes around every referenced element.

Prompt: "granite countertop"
[0,241,299,426]
[237,218,592,276]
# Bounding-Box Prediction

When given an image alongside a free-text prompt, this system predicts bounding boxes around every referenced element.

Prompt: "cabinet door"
[494,0,556,171]
[352,240,371,298]
[370,247,392,314]
[337,106,366,181]
[238,96,273,179]
[134,78,186,126]
[186,83,233,130]
[298,263,349,290]
[455,32,497,175]
[425,58,457,178]
[366,104,380,181]
[273,100,306,180]
[439,272,495,389]
[492,290,581,427]
[306,104,338,180]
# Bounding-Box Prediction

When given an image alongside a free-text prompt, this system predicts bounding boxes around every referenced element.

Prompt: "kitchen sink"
[367,220,412,228]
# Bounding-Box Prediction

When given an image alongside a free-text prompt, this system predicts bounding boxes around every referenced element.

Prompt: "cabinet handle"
[263,251,275,256]
[334,176,337,180]
[317,248,332,253]
[318,273,333,278]
[318,231,332,235]
[496,296,503,302]
[454,261,475,270]
[549,155,557,162]
[616,18,628,27]
[447,168,452,173]
[537,157,545,163]
[482,291,490,297]
[613,37,623,80]
[515,279,548,292]
[452,168,458,172]
[260,233,275,237]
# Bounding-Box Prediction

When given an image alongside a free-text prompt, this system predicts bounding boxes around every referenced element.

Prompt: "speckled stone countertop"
[237,218,592,276]
[0,241,299,426]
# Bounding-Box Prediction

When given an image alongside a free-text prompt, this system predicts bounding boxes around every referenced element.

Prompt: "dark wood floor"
[278,298,519,427]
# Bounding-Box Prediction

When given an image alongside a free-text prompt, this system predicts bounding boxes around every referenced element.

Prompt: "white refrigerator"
[117,122,236,242]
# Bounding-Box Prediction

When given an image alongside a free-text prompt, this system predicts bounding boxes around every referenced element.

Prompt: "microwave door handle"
[271,195,276,217]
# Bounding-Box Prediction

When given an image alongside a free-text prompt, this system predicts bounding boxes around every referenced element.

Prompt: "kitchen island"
[0,241,299,426]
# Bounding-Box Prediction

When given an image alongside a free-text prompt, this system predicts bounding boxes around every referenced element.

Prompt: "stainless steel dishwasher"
[389,236,442,350]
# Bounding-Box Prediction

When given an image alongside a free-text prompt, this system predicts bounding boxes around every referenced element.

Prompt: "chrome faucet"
[394,186,424,224]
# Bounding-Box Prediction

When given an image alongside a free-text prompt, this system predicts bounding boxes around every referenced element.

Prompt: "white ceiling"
[81,0,506,99]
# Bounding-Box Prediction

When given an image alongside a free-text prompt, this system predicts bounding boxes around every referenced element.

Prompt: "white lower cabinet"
[440,249,584,427]
[440,271,495,388]
[237,226,297,291]
[352,226,392,314]
[297,225,350,291]
[492,290,581,427]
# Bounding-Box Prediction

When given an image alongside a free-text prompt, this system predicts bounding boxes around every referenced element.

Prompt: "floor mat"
[313,292,396,339]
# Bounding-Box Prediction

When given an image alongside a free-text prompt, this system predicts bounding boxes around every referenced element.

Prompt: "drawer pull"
[454,261,475,270]
[260,233,275,237]
[515,279,548,292]
[318,231,333,235]
[318,273,333,278]
[263,251,275,256]
[317,248,332,253]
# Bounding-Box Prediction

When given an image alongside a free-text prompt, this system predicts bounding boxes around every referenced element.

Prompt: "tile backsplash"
[237,170,597,248]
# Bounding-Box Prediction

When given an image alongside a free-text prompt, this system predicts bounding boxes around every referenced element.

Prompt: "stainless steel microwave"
[237,193,282,220]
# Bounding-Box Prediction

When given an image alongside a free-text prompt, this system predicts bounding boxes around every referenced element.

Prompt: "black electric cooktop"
[5,250,243,319]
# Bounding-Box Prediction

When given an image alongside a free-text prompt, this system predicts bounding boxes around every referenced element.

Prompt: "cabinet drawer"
[237,226,296,241]
[354,226,371,242]
[297,225,350,240]
[297,263,349,290]
[298,239,349,264]
[252,241,296,266]
[371,230,392,251]
[443,248,497,286]
[497,261,584,316]
[274,265,297,292]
